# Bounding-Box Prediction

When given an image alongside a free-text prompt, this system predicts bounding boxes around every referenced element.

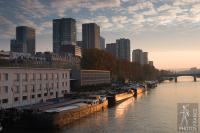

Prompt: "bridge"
[159,72,200,82]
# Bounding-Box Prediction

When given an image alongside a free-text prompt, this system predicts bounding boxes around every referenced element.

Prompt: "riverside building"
[71,70,111,90]
[0,67,70,109]
[80,70,111,86]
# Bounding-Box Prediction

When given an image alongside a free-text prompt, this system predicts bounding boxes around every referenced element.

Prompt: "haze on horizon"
[0,0,200,70]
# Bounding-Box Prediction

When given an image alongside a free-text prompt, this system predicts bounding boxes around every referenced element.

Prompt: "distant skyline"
[1,0,200,69]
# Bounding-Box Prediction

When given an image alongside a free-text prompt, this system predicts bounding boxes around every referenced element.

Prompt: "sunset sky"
[0,0,200,69]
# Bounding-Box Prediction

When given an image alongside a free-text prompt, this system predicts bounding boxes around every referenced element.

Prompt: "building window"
[44,93,47,96]
[29,73,33,80]
[3,73,8,81]
[22,96,27,100]
[23,85,28,93]
[2,99,8,103]
[65,82,67,86]
[38,84,42,91]
[15,86,20,93]
[33,73,36,80]
[15,73,20,81]
[46,73,48,80]
[46,83,49,88]
[32,85,35,92]
[14,97,19,102]
[31,95,35,99]
[23,73,28,81]
[50,92,53,96]
[51,73,53,79]
[55,74,58,79]
[51,83,54,88]
[57,82,59,88]
[4,86,8,93]
[37,94,41,98]
[39,73,42,80]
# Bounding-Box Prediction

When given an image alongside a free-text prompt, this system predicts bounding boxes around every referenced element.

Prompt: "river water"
[5,77,200,133]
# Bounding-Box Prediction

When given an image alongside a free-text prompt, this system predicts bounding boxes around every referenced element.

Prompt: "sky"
[0,0,200,69]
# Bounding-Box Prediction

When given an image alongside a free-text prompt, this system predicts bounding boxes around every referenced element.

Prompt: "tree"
[80,48,161,82]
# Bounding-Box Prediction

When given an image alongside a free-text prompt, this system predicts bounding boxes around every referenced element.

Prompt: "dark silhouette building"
[10,39,17,52]
[82,23,100,49]
[77,41,82,48]
[100,36,105,49]
[10,26,35,54]
[116,38,130,61]
[53,18,77,54]
[106,43,118,58]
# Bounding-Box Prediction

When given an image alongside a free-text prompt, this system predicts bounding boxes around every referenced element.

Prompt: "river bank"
[0,81,157,132]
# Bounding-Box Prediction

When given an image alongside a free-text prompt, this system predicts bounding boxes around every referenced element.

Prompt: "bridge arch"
[174,75,197,82]
[160,73,199,82]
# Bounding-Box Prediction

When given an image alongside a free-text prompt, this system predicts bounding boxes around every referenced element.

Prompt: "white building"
[0,51,10,60]
[10,52,32,60]
[0,67,70,109]
[0,51,31,60]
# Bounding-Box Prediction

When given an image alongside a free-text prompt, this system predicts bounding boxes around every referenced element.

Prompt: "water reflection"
[114,97,135,119]
[177,76,196,82]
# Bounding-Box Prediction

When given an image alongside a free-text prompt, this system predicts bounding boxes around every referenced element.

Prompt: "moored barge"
[107,90,134,106]
[0,96,108,129]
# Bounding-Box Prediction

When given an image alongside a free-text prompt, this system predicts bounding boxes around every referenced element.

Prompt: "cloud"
[0,16,16,39]
[95,16,113,29]
[77,16,113,33]
[142,8,157,16]
[128,1,154,13]
[112,16,129,28]
[2,0,200,40]
[157,4,172,12]
[17,0,50,19]
[51,0,83,17]
[87,0,121,11]
[51,0,121,17]
[190,4,200,15]
[132,14,145,25]
[173,0,200,6]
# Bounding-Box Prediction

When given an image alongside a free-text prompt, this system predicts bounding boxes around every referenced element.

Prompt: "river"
[5,76,200,133]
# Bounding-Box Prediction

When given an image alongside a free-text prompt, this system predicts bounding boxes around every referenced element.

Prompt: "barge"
[30,97,108,128]
[0,96,108,129]
[128,83,146,96]
[107,90,134,106]
[146,81,157,88]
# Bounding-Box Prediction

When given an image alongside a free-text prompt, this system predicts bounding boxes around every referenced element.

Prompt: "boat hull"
[107,92,133,106]
[25,100,108,129]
